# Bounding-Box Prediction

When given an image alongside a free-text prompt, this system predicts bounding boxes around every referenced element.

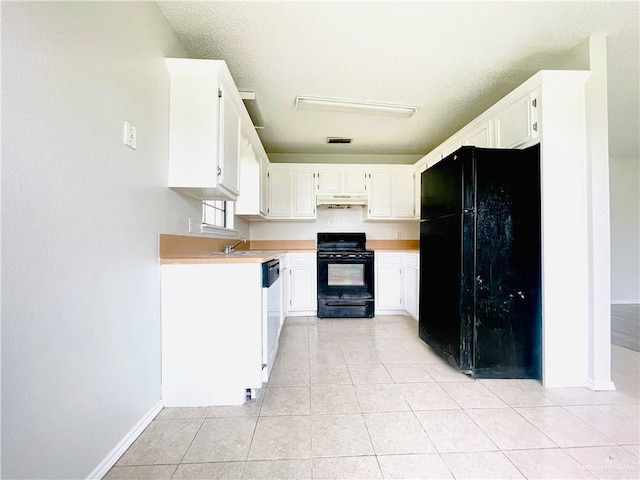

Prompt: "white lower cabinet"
[287,253,317,315]
[375,253,404,312]
[161,263,265,407]
[403,253,420,319]
[375,252,420,317]
[280,254,290,319]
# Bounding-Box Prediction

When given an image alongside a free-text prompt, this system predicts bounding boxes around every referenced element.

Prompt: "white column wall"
[538,71,592,387]
[583,35,615,390]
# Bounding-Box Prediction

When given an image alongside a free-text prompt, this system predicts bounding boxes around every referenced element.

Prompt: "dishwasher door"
[262,259,281,380]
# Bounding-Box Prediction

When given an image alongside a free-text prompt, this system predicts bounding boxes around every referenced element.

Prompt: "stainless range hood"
[316,194,368,207]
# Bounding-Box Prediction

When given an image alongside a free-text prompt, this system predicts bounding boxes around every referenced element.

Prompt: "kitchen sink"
[209,250,279,256]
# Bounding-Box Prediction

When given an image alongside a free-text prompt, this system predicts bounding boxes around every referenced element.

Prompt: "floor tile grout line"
[556,403,628,446]
[171,416,206,475]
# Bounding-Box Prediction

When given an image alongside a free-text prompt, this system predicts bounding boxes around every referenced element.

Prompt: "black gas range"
[316,233,375,318]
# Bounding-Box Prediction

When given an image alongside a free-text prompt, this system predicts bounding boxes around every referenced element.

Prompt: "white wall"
[250,207,419,241]
[1,3,201,478]
[610,157,640,303]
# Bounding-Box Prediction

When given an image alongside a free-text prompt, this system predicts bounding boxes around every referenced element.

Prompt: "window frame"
[201,200,238,237]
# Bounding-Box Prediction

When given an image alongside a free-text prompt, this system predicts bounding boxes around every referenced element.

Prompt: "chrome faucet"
[224,239,246,254]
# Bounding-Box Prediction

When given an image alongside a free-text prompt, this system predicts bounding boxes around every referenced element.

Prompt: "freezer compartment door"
[421,147,475,220]
[419,214,465,366]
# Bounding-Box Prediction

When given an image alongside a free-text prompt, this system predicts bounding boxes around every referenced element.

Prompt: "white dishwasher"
[262,259,282,382]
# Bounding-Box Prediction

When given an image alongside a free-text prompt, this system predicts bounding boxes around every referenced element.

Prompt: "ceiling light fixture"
[295,96,417,117]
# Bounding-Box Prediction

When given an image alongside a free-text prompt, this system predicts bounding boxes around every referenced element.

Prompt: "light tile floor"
[106,315,640,479]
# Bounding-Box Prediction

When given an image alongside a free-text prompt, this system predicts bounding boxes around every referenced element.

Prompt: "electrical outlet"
[188,217,194,233]
[123,121,137,150]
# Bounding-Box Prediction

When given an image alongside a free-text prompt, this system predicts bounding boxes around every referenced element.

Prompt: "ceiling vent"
[326,137,353,144]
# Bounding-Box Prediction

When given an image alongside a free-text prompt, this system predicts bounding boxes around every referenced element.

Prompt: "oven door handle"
[324,302,369,307]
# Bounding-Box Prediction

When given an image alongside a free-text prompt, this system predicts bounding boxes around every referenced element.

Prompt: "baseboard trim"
[586,377,617,391]
[87,400,163,480]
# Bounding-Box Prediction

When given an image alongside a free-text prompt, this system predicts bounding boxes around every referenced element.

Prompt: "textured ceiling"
[157,1,639,160]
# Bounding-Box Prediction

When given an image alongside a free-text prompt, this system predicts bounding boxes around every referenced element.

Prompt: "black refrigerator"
[419,145,542,379]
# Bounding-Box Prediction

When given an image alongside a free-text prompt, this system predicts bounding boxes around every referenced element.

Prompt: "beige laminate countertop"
[160,251,287,265]
[158,234,419,264]
[160,249,419,264]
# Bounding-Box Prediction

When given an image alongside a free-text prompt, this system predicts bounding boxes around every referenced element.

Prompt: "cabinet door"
[368,171,391,218]
[259,156,268,216]
[235,144,259,216]
[376,263,404,310]
[267,169,290,217]
[464,121,493,148]
[281,266,290,319]
[391,171,415,218]
[495,93,536,148]
[343,168,367,194]
[218,83,241,196]
[289,254,317,313]
[404,257,419,320]
[316,169,341,194]
[292,169,316,218]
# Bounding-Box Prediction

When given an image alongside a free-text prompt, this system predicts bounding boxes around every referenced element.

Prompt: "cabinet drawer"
[403,254,419,268]
[289,253,315,266]
[375,253,403,265]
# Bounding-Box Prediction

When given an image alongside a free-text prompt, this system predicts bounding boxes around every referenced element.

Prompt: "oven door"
[317,253,374,318]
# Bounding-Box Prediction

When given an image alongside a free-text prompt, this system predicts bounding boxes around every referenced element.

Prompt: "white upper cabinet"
[343,168,368,194]
[316,169,341,194]
[366,168,416,220]
[266,166,315,220]
[367,170,392,218]
[495,89,539,148]
[292,168,316,218]
[392,171,416,218]
[266,168,290,218]
[316,167,367,195]
[235,135,268,218]
[415,81,542,173]
[165,59,243,201]
[259,156,269,217]
[463,121,494,148]
[219,83,242,196]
